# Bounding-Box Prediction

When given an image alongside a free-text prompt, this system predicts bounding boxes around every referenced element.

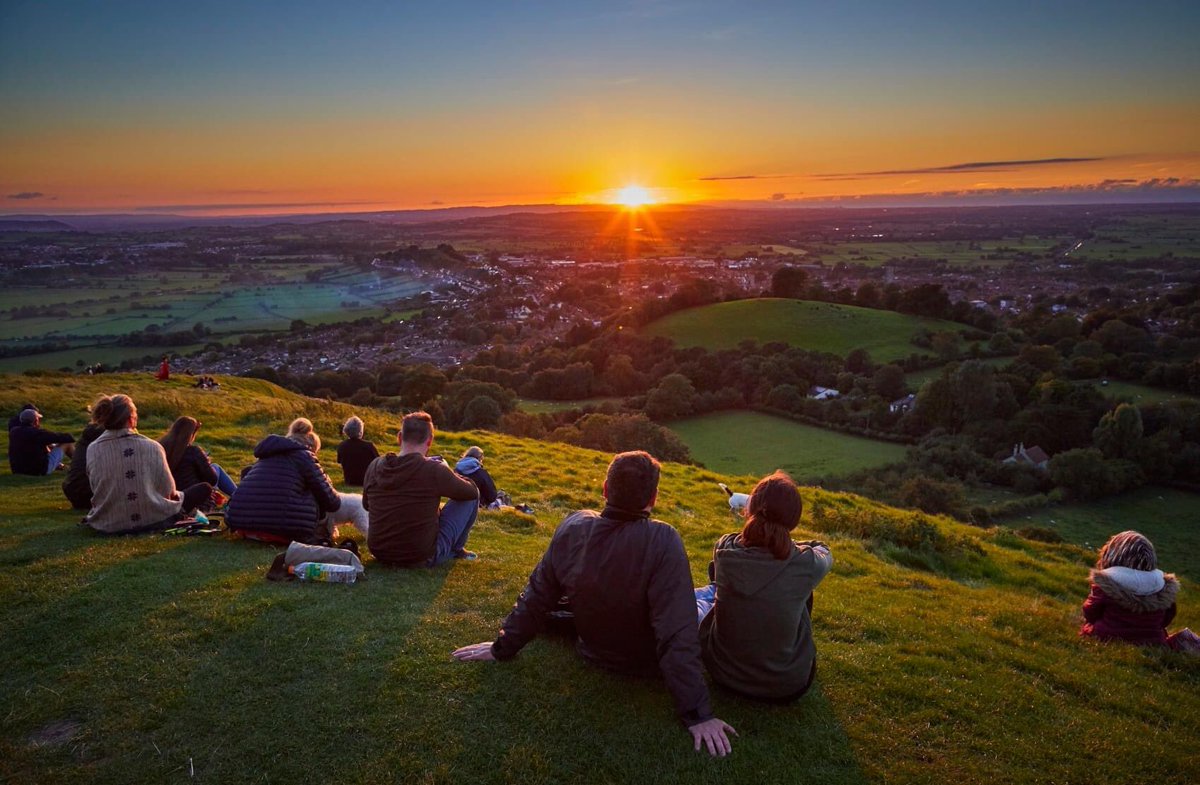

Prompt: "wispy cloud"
[698,174,791,181]
[7,191,49,200]
[815,157,1108,179]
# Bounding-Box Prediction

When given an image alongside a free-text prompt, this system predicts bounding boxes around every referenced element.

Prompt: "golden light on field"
[613,184,654,208]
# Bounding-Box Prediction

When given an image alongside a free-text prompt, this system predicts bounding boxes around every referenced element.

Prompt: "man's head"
[400,411,435,453]
[19,408,40,426]
[343,415,365,439]
[602,450,661,512]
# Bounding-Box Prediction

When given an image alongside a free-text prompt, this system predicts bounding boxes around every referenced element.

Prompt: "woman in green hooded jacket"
[696,471,832,701]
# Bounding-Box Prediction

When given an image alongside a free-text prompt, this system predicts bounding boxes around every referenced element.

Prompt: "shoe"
[453,550,479,561]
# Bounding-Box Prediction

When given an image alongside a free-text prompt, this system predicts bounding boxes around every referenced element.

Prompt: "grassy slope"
[668,411,907,482]
[1,374,1197,785]
[642,299,964,362]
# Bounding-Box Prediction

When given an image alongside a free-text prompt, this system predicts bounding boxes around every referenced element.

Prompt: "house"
[1001,443,1050,471]
[809,386,840,401]
[889,394,916,414]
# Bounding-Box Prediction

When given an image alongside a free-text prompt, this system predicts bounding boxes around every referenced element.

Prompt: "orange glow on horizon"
[612,184,655,209]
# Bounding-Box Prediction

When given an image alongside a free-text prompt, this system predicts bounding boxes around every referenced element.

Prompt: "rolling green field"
[0,265,425,371]
[811,238,1065,268]
[1072,215,1200,262]
[0,375,1197,784]
[644,298,966,362]
[1014,488,1200,581]
[668,410,907,482]
[1087,379,1200,405]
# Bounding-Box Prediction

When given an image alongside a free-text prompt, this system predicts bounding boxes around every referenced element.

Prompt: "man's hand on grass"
[452,642,496,661]
[688,717,737,757]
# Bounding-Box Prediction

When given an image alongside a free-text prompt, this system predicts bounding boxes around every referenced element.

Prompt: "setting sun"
[613,184,655,208]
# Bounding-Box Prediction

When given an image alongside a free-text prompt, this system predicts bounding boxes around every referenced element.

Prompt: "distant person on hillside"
[62,417,105,509]
[335,415,379,486]
[455,446,500,508]
[694,471,832,702]
[155,355,170,381]
[83,394,211,534]
[452,451,737,757]
[226,417,341,544]
[8,407,76,476]
[363,411,480,565]
[158,416,238,500]
[1080,530,1198,652]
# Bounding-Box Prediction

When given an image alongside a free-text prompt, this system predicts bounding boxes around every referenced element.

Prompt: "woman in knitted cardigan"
[83,394,212,534]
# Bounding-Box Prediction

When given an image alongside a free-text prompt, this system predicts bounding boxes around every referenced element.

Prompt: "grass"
[1,374,1198,784]
[1012,487,1200,582]
[643,299,967,362]
[668,411,908,482]
[810,238,1065,268]
[517,397,624,414]
[905,357,1013,388]
[1086,379,1200,405]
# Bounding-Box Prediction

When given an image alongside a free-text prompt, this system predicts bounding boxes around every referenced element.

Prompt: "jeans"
[426,499,479,567]
[695,583,716,624]
[45,446,66,475]
[211,463,238,496]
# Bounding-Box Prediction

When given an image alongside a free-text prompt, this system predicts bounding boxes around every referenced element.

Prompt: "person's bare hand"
[688,717,737,757]
[452,642,496,661]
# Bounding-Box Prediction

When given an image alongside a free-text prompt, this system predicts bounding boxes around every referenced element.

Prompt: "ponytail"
[739,471,802,560]
[91,394,136,431]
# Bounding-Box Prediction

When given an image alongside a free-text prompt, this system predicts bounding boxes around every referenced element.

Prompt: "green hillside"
[642,299,966,361]
[1,374,1197,784]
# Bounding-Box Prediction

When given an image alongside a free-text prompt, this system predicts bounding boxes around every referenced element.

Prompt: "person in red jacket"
[1080,530,1197,652]
[155,355,170,381]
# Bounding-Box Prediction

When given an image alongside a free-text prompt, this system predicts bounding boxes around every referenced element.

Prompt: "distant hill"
[0,372,1195,783]
[643,298,967,362]
[0,219,75,233]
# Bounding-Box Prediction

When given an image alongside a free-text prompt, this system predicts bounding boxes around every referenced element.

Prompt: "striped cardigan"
[84,429,183,533]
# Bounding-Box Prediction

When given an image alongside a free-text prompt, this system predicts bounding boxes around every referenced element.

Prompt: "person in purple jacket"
[1080,530,1197,652]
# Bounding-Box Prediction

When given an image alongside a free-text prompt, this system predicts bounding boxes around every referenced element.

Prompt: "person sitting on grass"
[8,403,40,431]
[363,411,480,566]
[1081,530,1198,652]
[226,417,341,545]
[83,394,212,534]
[158,416,238,500]
[694,471,832,702]
[452,450,737,758]
[62,416,105,510]
[335,415,379,487]
[455,445,499,508]
[8,407,75,476]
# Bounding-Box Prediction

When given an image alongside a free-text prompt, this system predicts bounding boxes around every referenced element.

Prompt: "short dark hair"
[401,411,434,445]
[604,451,661,511]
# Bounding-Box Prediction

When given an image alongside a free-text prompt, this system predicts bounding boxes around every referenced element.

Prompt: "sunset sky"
[2,1,1198,214]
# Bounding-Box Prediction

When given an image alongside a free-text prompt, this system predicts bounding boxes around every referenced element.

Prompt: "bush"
[1016,526,1064,544]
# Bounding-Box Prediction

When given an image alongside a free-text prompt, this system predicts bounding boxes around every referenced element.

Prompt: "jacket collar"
[94,427,138,443]
[601,504,649,523]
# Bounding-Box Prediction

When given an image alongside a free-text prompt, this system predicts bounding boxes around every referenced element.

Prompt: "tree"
[872,364,907,401]
[460,396,503,430]
[1049,449,1119,500]
[845,348,872,375]
[401,364,448,409]
[645,373,697,420]
[931,331,963,362]
[1093,403,1143,460]
[770,266,809,299]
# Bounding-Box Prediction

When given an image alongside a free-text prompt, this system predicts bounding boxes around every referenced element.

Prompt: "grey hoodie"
[699,533,832,700]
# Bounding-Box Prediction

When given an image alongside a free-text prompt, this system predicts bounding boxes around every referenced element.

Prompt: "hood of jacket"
[93,427,137,444]
[254,434,310,459]
[455,456,482,475]
[1091,568,1179,612]
[716,538,807,597]
[369,452,431,490]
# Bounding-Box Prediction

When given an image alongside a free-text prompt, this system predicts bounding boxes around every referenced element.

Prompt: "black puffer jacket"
[226,435,341,543]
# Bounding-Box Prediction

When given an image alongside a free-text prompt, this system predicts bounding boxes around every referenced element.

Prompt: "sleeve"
[802,542,834,587]
[491,536,564,660]
[191,447,219,485]
[1164,602,1177,629]
[40,430,76,446]
[336,441,346,466]
[302,453,341,514]
[361,459,377,512]
[647,528,713,727]
[438,463,480,502]
[1081,584,1106,623]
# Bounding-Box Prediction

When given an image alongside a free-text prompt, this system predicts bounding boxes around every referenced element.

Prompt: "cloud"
[816,157,1108,179]
[698,174,790,181]
[429,200,445,205]
[770,193,788,201]
[7,191,48,200]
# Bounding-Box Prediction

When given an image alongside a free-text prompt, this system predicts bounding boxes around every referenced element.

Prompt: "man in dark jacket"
[8,408,75,475]
[335,415,379,486]
[363,412,480,566]
[452,451,737,757]
[62,422,105,508]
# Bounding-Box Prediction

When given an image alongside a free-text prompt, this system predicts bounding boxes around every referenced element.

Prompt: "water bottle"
[289,562,358,584]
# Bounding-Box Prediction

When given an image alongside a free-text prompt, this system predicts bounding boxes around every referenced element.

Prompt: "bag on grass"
[266,541,364,582]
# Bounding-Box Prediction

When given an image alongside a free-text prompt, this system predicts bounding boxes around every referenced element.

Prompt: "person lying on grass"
[694,471,832,702]
[452,450,737,757]
[1081,530,1199,652]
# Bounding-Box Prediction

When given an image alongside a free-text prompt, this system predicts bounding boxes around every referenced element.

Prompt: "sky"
[2,0,1198,214]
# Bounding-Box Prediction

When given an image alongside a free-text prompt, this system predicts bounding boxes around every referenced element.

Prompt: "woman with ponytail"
[83,394,212,534]
[695,471,832,701]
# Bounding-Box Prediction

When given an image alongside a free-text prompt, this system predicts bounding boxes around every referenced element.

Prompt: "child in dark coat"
[1080,530,1197,652]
